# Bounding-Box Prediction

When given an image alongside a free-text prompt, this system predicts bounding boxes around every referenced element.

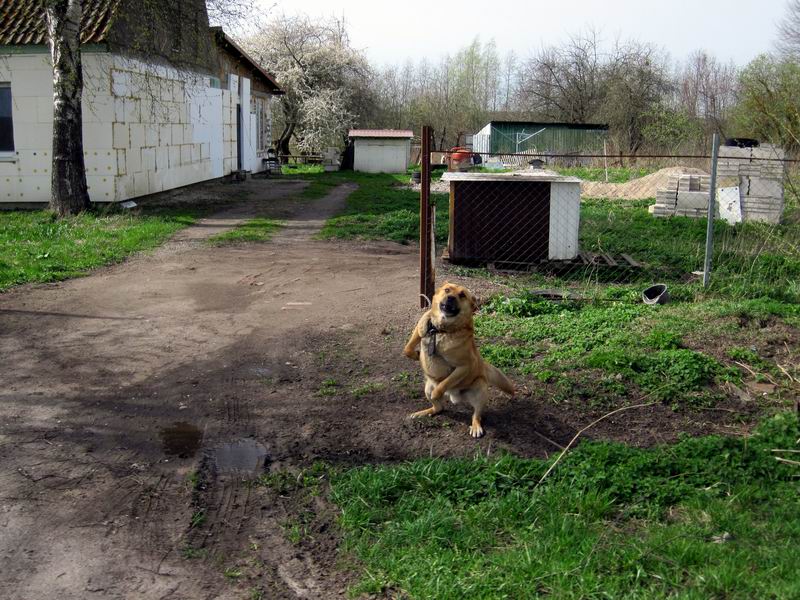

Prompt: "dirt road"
[0,178,720,599]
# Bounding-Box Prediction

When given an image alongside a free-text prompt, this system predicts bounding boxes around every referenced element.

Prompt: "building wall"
[353,138,410,173]
[0,49,267,204]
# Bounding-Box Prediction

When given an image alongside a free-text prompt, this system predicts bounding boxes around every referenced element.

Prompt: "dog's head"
[431,282,478,328]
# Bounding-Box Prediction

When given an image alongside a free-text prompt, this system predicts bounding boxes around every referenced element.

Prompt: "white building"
[0,0,283,205]
[349,129,413,173]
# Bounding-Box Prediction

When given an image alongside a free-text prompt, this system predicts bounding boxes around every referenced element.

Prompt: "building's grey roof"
[349,129,414,139]
[485,121,609,131]
[0,0,121,45]
[210,27,283,95]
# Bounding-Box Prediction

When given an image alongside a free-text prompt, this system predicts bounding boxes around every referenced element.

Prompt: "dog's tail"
[485,363,515,396]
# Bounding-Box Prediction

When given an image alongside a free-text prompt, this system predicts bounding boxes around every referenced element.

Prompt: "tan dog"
[403,282,515,437]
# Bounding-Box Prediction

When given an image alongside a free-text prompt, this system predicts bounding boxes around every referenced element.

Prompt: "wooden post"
[420,126,435,308]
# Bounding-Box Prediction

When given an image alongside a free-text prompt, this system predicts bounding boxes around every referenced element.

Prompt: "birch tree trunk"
[45,0,90,216]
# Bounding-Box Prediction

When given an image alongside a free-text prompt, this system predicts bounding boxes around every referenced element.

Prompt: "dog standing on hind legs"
[403,282,515,438]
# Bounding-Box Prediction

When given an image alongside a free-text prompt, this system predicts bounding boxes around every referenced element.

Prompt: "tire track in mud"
[176,183,359,597]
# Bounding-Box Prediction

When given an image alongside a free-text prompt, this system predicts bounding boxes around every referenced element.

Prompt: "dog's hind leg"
[409,378,444,419]
[464,380,489,438]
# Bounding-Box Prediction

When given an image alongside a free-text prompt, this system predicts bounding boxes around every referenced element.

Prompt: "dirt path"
[0,177,725,599]
[0,179,417,599]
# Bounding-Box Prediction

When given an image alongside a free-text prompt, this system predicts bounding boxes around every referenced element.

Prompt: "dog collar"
[425,319,440,356]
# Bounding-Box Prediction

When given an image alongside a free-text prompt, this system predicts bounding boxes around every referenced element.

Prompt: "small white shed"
[349,129,413,173]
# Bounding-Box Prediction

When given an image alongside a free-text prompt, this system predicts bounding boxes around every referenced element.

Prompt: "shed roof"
[0,0,120,45]
[485,121,609,131]
[349,129,414,139]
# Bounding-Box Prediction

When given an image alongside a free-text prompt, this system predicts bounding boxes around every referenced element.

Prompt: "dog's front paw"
[469,422,485,438]
[403,348,420,361]
[409,408,433,419]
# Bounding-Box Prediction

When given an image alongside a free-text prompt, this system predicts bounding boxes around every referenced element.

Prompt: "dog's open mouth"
[439,300,460,318]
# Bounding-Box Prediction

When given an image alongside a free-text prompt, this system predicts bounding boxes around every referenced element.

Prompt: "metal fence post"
[420,126,435,308]
[703,133,720,288]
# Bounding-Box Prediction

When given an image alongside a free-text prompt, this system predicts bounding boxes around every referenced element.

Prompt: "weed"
[180,545,207,559]
[351,382,384,398]
[185,471,201,490]
[208,218,282,245]
[281,512,314,544]
[317,378,339,397]
[249,588,265,600]
[256,462,330,496]
[189,510,206,528]
[223,567,242,579]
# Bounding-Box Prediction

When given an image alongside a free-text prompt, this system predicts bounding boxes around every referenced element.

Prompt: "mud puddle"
[160,422,203,458]
[212,439,269,475]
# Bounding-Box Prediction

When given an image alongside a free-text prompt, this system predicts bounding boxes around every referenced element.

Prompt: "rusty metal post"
[420,126,435,308]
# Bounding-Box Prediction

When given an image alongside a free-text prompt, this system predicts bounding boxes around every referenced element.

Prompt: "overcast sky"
[264,0,787,67]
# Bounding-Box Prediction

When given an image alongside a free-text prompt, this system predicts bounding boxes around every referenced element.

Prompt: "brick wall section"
[651,144,786,224]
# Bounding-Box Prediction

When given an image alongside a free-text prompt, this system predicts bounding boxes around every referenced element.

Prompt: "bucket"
[412,171,421,184]
[642,284,669,305]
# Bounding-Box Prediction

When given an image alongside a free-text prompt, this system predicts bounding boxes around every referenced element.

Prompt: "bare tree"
[777,0,800,58]
[44,0,90,217]
[676,50,738,134]
[602,40,672,153]
[516,30,604,123]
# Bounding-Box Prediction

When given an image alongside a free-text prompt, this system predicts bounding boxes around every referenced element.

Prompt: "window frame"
[0,82,15,158]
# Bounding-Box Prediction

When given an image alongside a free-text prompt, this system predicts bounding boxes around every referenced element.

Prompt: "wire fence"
[418,128,800,304]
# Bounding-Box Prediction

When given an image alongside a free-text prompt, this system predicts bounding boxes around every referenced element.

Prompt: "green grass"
[475,291,800,408]
[566,198,800,302]
[287,171,799,303]
[0,208,201,290]
[207,217,282,245]
[556,166,658,183]
[331,412,800,599]
[281,170,449,244]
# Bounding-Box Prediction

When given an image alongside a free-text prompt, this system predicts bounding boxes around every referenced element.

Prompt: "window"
[253,95,271,153]
[0,83,13,153]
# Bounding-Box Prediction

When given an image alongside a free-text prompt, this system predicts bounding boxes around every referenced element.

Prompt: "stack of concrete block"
[652,144,786,224]
[651,173,713,218]
[716,144,785,224]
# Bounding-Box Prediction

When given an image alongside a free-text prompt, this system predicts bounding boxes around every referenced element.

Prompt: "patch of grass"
[223,567,243,579]
[189,510,206,529]
[185,471,201,490]
[207,218,282,245]
[555,165,657,183]
[249,587,265,600]
[284,171,448,244]
[281,511,314,545]
[317,378,339,397]
[351,382,384,398]
[180,545,207,559]
[256,462,330,497]
[281,164,325,176]
[331,413,800,599]
[576,198,800,302]
[475,294,752,405]
[0,207,202,290]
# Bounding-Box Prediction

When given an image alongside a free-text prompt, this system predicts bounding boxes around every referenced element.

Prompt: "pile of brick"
[716,144,785,224]
[651,144,786,224]
[650,173,713,218]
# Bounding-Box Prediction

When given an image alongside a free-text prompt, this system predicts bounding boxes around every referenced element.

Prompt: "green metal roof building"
[472,121,609,156]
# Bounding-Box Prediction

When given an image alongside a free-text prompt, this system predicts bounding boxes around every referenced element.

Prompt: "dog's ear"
[469,292,480,313]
